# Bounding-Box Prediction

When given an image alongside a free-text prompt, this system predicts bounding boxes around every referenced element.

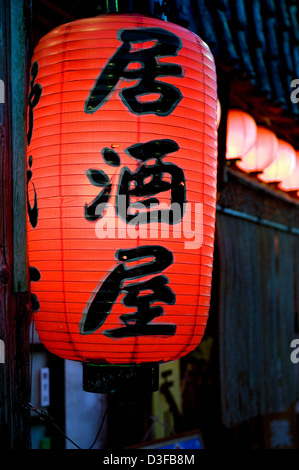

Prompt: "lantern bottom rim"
[82,362,159,395]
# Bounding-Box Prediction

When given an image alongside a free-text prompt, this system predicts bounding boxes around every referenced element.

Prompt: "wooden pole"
[0,0,32,449]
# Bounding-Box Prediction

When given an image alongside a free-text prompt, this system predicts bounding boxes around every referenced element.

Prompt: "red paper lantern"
[278,151,299,191]
[236,126,278,173]
[226,109,257,160]
[26,14,217,366]
[258,139,296,183]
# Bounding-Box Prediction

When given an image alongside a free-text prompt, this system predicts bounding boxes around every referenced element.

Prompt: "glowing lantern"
[26,14,218,367]
[278,151,299,191]
[258,139,296,183]
[226,109,257,160]
[236,126,278,173]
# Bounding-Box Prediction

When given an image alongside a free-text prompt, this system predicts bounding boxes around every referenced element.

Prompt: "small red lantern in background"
[236,126,278,173]
[258,139,296,183]
[278,151,299,192]
[26,13,218,373]
[226,109,257,160]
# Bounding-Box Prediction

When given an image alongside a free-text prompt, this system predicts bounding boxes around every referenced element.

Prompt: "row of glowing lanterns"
[224,109,299,196]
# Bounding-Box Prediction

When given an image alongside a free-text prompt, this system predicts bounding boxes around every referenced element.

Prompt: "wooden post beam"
[0,0,32,449]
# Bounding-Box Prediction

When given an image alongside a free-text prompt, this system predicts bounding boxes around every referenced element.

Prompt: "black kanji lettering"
[85,140,185,225]
[29,266,41,313]
[84,168,112,221]
[117,139,185,224]
[79,245,176,338]
[85,28,183,116]
[27,155,38,228]
[27,61,42,146]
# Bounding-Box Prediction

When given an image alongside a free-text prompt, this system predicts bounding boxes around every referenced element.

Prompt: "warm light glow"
[258,139,296,183]
[26,14,218,366]
[217,98,221,128]
[226,109,257,160]
[236,126,278,173]
[278,151,299,191]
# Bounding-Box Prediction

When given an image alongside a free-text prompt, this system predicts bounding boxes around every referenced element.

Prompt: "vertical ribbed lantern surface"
[27,14,218,365]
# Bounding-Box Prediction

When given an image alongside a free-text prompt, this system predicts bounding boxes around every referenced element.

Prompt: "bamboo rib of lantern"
[26,13,218,366]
